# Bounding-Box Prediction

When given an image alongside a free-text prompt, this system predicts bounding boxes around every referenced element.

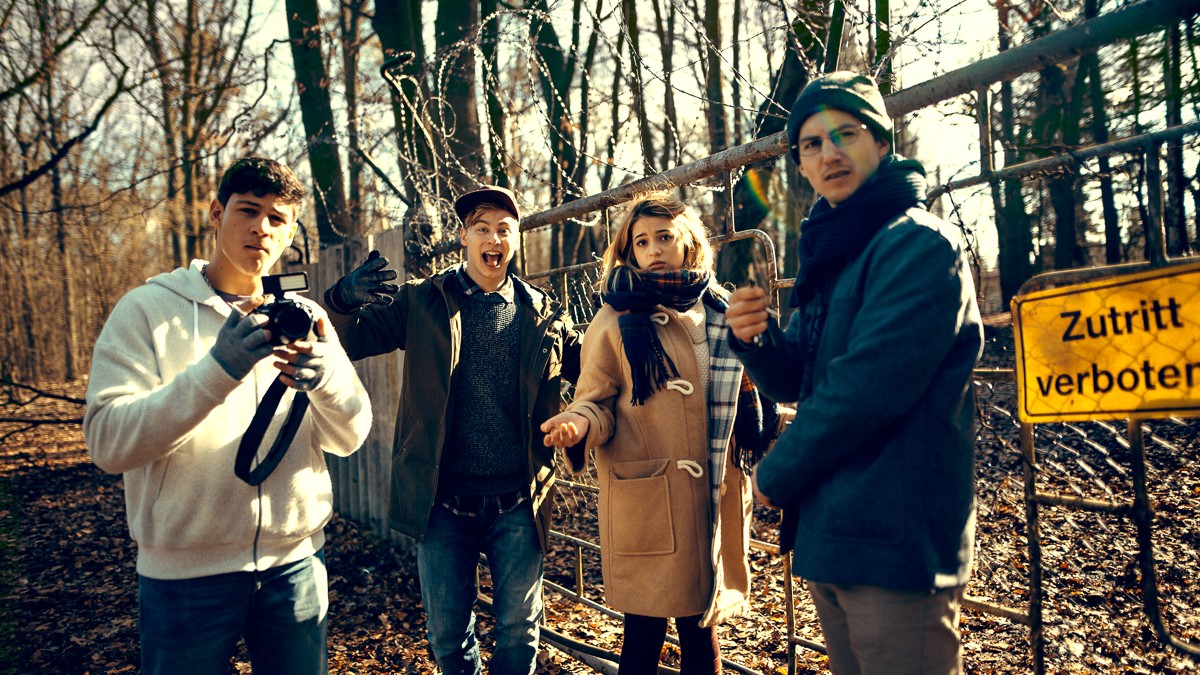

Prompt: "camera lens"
[274,304,313,342]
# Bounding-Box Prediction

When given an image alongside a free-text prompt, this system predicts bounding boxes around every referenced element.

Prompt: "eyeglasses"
[796,124,869,157]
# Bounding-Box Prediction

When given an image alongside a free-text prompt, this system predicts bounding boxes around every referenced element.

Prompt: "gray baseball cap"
[453,185,521,224]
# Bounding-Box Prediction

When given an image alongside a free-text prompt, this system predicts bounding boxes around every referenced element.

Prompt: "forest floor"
[2,316,1200,674]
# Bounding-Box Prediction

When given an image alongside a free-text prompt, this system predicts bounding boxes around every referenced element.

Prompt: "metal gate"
[322,1,1200,672]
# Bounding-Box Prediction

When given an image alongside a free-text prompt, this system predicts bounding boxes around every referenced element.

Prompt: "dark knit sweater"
[439,272,526,496]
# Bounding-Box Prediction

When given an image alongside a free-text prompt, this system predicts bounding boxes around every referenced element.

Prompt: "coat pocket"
[608,459,675,556]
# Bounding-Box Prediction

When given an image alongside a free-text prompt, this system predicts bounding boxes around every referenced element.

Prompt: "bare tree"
[1082,0,1121,265]
[703,0,730,231]
[139,0,267,265]
[723,6,823,283]
[650,0,681,169]
[340,0,370,231]
[434,0,484,193]
[621,0,658,175]
[990,2,1035,305]
[1163,21,1189,255]
[480,0,509,187]
[373,0,430,205]
[288,0,353,243]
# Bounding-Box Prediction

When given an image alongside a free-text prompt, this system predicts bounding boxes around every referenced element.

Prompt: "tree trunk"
[704,0,730,232]
[601,28,627,191]
[374,0,429,205]
[1083,0,1121,264]
[566,0,605,264]
[480,0,508,187]
[721,7,823,285]
[992,6,1034,305]
[435,0,483,192]
[1163,22,1189,255]
[530,0,580,206]
[15,135,40,379]
[38,0,79,380]
[874,0,893,92]
[341,0,368,232]
[650,0,679,168]
[621,0,657,176]
[1128,36,1156,260]
[143,0,184,268]
[1034,63,1081,270]
[731,0,742,144]
[287,0,352,244]
[180,0,199,262]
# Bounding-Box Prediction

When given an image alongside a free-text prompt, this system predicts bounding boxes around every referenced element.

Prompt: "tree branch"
[0,72,128,199]
[1,378,86,406]
[0,0,109,104]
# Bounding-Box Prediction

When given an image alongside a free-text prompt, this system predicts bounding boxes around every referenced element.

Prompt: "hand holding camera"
[211,298,276,380]
[330,250,399,311]
[273,317,333,392]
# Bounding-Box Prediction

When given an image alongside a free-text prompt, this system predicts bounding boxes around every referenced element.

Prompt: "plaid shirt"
[454,263,516,304]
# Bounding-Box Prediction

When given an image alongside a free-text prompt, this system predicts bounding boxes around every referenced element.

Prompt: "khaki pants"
[807,581,964,675]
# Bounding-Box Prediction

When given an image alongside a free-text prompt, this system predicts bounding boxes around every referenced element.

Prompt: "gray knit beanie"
[786,71,893,163]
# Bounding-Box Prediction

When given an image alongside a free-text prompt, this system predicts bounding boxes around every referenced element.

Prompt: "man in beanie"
[323,186,581,675]
[726,72,983,674]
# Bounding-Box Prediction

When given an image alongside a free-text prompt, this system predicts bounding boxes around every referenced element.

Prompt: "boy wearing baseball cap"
[727,72,984,674]
[324,185,580,674]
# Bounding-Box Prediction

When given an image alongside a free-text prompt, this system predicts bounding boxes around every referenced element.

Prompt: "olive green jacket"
[327,266,580,548]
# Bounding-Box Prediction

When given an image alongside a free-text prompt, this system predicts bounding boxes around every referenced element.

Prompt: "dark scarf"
[603,267,712,405]
[732,372,780,471]
[790,154,928,307]
[603,268,779,470]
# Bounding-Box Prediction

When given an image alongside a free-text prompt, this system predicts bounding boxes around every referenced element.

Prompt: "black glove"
[327,250,399,311]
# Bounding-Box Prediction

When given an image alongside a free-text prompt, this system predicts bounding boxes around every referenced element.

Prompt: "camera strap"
[235,377,310,486]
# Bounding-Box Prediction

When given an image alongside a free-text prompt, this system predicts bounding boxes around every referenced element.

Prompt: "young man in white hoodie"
[84,157,372,675]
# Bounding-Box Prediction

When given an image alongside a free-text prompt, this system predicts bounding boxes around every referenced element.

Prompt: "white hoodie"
[84,260,372,580]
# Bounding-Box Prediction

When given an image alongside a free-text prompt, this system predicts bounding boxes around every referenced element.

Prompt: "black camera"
[255,272,314,345]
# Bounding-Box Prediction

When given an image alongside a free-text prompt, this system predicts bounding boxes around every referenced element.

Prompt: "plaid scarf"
[602,267,712,405]
[704,294,780,478]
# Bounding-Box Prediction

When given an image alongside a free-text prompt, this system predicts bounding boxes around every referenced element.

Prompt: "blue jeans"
[417,497,543,675]
[138,550,328,675]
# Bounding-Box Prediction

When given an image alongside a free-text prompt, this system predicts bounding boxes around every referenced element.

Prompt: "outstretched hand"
[331,250,399,310]
[541,412,589,448]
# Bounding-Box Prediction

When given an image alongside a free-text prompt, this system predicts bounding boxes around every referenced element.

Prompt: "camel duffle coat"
[564,299,752,626]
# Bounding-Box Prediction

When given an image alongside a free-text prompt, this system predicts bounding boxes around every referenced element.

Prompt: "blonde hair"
[601,195,713,283]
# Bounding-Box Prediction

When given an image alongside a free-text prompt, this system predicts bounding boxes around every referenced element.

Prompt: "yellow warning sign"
[1012,261,1200,423]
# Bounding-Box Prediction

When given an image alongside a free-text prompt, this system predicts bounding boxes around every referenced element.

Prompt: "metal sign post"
[1011,260,1200,668]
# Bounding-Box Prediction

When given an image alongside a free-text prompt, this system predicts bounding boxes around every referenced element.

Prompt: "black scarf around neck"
[791,154,928,306]
[603,267,712,405]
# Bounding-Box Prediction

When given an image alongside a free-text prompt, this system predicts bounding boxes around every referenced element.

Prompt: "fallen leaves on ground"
[4,328,1200,674]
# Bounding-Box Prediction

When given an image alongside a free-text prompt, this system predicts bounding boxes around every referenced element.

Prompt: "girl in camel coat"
[542,195,775,674]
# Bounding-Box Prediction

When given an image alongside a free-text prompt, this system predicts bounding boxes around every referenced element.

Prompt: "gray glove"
[327,250,399,311]
[211,308,275,380]
[285,336,332,391]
